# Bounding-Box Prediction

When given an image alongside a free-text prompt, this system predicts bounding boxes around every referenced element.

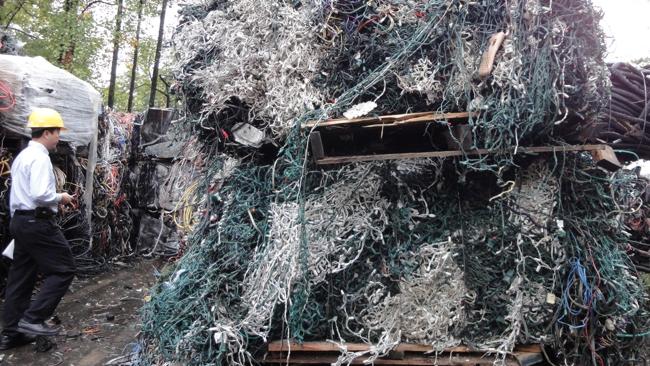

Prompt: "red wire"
[0,81,15,112]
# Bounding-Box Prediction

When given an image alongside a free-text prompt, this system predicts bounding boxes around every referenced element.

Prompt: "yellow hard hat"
[27,108,66,129]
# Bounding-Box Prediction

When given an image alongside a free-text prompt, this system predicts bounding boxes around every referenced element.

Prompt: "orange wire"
[0,81,15,112]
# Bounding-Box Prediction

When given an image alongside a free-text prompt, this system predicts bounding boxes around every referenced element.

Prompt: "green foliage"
[1,0,175,112]
[1,1,107,86]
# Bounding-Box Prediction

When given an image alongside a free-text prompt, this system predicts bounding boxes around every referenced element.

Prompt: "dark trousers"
[2,214,75,336]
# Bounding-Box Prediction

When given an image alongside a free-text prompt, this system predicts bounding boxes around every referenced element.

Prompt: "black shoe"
[0,333,35,350]
[17,320,60,336]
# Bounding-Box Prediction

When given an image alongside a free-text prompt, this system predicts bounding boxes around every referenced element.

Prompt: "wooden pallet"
[304,111,621,170]
[309,134,621,171]
[305,111,476,162]
[262,341,545,366]
[303,111,475,129]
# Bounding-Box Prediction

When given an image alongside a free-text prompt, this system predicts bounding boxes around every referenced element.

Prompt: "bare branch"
[4,0,28,29]
[80,0,115,15]
[159,75,170,88]
[5,26,37,39]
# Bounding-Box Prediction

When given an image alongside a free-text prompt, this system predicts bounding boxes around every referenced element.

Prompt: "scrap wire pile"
[139,0,648,365]
[0,81,16,248]
[173,0,607,149]
[157,136,206,250]
[586,63,650,156]
[620,167,650,273]
[0,145,11,247]
[141,153,650,366]
[127,136,206,259]
[53,154,99,272]
[89,111,135,261]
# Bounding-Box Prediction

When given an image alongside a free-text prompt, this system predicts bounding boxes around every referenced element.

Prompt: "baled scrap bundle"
[139,0,649,365]
[0,146,12,283]
[619,166,650,274]
[156,137,205,247]
[43,111,136,273]
[584,62,650,157]
[0,147,11,247]
[88,110,135,261]
[98,110,135,162]
[141,152,649,365]
[125,124,205,258]
[173,0,607,150]
[0,55,100,148]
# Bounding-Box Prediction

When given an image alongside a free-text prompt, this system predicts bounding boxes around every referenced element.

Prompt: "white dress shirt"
[9,141,61,215]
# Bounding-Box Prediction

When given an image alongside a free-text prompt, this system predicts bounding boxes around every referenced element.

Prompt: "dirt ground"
[0,260,157,366]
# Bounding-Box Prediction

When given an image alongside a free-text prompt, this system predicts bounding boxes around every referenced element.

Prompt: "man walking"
[0,108,76,350]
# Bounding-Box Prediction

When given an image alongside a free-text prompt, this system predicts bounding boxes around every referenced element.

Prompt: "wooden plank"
[315,144,609,165]
[268,341,363,352]
[513,345,543,353]
[515,352,545,366]
[479,32,506,79]
[591,145,622,171]
[268,341,541,354]
[303,111,473,129]
[268,341,460,353]
[262,355,520,366]
[360,114,479,129]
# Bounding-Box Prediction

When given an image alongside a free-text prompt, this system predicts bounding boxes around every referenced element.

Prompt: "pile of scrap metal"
[0,41,151,273]
[136,1,649,366]
[89,109,136,261]
[122,108,204,259]
[87,107,196,262]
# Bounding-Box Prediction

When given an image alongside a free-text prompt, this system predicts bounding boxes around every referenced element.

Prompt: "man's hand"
[59,193,74,205]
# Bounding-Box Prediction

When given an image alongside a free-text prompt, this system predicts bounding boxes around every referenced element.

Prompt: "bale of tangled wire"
[172,0,608,151]
[582,62,650,158]
[83,110,135,266]
[136,0,649,365]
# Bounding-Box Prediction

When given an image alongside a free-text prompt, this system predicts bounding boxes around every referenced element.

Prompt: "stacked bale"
[139,1,649,365]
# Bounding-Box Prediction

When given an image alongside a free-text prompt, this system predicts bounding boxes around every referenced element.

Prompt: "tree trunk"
[58,0,77,68]
[61,42,76,68]
[148,0,168,108]
[107,0,124,108]
[127,0,144,112]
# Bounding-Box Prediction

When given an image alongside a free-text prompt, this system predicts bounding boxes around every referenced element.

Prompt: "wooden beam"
[516,352,545,366]
[479,32,506,79]
[591,145,622,171]
[303,111,474,129]
[314,144,609,165]
[262,355,521,365]
[267,340,541,354]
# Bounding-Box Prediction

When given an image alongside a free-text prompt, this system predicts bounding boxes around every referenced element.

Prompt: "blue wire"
[557,258,595,330]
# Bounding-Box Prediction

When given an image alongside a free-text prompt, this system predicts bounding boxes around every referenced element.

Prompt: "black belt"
[14,208,55,218]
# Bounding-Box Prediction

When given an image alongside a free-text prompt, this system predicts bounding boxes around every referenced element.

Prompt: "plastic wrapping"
[0,55,101,147]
